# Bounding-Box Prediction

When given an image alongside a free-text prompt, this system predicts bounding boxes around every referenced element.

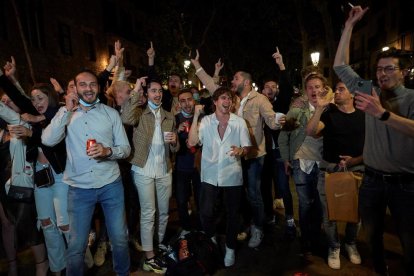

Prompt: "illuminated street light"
[311,52,320,67]
[382,46,390,52]
[184,60,191,71]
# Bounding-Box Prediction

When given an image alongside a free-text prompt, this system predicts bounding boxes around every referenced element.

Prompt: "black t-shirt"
[320,104,365,164]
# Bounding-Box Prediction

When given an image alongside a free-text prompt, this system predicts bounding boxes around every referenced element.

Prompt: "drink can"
[86,139,96,152]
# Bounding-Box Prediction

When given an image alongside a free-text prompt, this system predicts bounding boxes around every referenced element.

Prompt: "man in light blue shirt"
[42,70,131,276]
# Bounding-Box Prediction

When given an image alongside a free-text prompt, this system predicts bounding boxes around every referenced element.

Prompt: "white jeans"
[132,172,172,251]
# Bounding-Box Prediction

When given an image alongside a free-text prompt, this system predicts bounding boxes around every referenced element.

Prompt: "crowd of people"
[0,5,413,276]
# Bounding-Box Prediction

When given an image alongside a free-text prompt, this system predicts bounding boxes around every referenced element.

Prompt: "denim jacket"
[278,98,312,162]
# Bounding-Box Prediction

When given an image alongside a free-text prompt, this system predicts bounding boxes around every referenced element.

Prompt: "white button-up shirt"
[198,113,251,187]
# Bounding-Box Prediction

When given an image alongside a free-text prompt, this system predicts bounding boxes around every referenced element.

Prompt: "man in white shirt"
[189,87,251,267]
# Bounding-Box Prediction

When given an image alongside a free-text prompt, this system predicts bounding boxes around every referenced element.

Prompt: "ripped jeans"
[34,166,69,272]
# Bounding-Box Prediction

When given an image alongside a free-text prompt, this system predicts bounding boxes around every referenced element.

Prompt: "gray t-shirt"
[334,64,414,173]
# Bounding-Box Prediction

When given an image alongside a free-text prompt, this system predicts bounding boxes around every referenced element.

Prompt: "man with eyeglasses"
[334,5,414,276]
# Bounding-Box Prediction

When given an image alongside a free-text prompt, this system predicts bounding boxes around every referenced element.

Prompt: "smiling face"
[31,89,49,114]
[147,82,163,105]
[376,57,404,91]
[75,72,99,104]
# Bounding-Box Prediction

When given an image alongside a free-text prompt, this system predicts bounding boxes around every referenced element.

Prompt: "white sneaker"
[224,246,235,267]
[328,247,341,269]
[273,198,285,209]
[94,242,107,266]
[248,225,263,248]
[345,243,361,264]
[84,246,94,268]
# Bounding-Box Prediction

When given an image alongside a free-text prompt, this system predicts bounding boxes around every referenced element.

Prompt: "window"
[84,32,96,61]
[58,23,72,55]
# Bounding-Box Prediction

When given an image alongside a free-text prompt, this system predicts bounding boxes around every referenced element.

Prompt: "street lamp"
[184,60,191,71]
[311,52,320,67]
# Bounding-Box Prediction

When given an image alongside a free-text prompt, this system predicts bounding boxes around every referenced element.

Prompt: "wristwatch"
[379,110,390,121]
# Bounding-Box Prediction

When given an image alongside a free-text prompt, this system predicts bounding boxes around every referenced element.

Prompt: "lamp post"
[311,52,320,67]
[184,59,191,71]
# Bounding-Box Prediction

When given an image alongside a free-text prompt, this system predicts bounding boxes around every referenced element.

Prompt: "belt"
[364,166,414,182]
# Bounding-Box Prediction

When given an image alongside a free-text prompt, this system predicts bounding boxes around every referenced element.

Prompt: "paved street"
[0,181,406,275]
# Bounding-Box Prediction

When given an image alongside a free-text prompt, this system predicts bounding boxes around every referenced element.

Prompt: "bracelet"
[196,67,203,74]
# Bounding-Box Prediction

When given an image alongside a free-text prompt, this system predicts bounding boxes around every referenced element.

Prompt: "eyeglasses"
[376,66,400,74]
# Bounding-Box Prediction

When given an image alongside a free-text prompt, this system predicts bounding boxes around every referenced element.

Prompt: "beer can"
[86,139,96,152]
[185,121,190,133]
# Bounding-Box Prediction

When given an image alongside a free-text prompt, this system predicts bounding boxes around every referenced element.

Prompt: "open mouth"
[36,105,45,112]
[84,92,95,101]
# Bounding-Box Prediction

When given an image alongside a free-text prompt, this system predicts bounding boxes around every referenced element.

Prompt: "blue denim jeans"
[34,170,69,272]
[243,156,265,228]
[66,178,130,276]
[291,159,322,251]
[274,148,293,219]
[317,171,359,249]
[359,168,414,275]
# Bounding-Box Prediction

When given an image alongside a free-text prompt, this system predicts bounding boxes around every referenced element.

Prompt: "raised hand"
[354,89,385,118]
[215,58,224,72]
[147,41,155,59]
[147,41,155,66]
[190,49,201,69]
[3,56,16,79]
[65,91,79,112]
[133,76,148,94]
[114,40,124,64]
[50,78,64,94]
[346,6,369,27]
[272,47,285,70]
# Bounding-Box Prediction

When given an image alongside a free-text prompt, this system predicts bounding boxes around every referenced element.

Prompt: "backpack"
[166,231,222,275]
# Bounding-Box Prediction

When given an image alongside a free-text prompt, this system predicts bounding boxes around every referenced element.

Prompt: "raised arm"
[306,98,330,136]
[41,91,78,146]
[333,6,369,67]
[191,50,219,95]
[272,47,293,114]
[0,68,39,116]
[3,56,28,98]
[213,58,224,85]
[121,77,146,126]
[188,104,203,147]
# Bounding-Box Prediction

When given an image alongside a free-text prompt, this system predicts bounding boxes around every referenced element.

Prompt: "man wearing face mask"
[121,78,179,274]
[174,89,202,235]
[42,70,131,276]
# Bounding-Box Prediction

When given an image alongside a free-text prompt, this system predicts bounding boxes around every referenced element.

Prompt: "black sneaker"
[143,256,167,274]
